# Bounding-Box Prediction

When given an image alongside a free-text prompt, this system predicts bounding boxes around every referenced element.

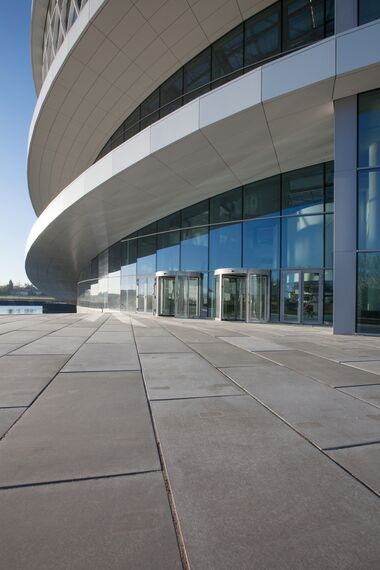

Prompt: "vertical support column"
[333,97,357,334]
[335,0,358,34]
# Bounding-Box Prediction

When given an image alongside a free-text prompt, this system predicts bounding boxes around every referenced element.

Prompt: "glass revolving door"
[155,272,201,318]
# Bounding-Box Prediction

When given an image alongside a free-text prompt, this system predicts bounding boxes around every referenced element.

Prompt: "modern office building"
[26,0,380,334]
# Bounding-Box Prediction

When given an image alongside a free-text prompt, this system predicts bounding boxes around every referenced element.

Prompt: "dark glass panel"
[358,169,380,250]
[121,239,137,275]
[324,269,333,324]
[282,215,324,268]
[157,231,180,271]
[359,0,380,25]
[282,0,325,51]
[324,213,333,269]
[325,0,335,36]
[157,212,181,232]
[160,69,183,118]
[358,90,380,168]
[90,256,98,279]
[137,235,156,275]
[357,252,380,333]
[181,200,209,227]
[111,124,124,150]
[180,227,209,271]
[138,222,157,236]
[210,187,242,223]
[140,89,160,130]
[183,48,211,104]
[270,270,280,321]
[98,250,108,277]
[243,175,280,219]
[282,164,324,215]
[325,161,334,212]
[212,24,244,88]
[124,107,140,140]
[243,218,280,268]
[209,223,242,270]
[245,2,281,69]
[108,242,121,274]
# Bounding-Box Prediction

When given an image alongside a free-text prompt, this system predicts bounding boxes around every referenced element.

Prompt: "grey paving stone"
[188,342,267,367]
[0,355,68,407]
[274,341,380,362]
[0,330,47,343]
[11,336,84,356]
[221,336,291,351]
[0,344,21,356]
[339,385,380,409]
[0,371,160,486]
[49,327,96,337]
[257,350,380,387]
[0,472,181,570]
[328,444,380,495]
[152,396,380,569]
[141,353,241,400]
[342,360,380,376]
[163,326,220,343]
[87,331,134,343]
[133,327,172,338]
[62,343,140,372]
[96,325,133,333]
[135,336,191,354]
[221,365,380,449]
[0,408,24,438]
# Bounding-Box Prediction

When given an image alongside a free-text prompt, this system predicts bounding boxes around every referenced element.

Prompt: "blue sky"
[0,1,36,285]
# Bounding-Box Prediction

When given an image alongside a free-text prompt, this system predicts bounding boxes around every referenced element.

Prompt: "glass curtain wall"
[359,0,380,25]
[78,162,334,322]
[96,0,334,161]
[357,90,380,333]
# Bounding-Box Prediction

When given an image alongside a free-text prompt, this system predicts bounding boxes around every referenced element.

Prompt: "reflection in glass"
[243,175,280,219]
[245,2,281,69]
[282,164,324,215]
[184,48,211,104]
[249,274,269,322]
[181,228,208,271]
[212,25,244,88]
[243,218,280,269]
[159,277,175,316]
[358,170,380,251]
[357,253,380,333]
[160,69,183,118]
[157,231,180,271]
[270,270,280,321]
[222,276,246,320]
[282,215,323,268]
[302,272,320,323]
[325,214,333,269]
[359,0,380,25]
[137,235,156,275]
[324,270,333,324]
[209,224,242,270]
[140,89,160,130]
[283,271,300,322]
[210,187,242,223]
[358,90,380,168]
[282,0,325,51]
[181,200,209,227]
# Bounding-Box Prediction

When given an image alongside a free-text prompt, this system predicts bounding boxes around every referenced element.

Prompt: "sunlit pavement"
[0,312,380,569]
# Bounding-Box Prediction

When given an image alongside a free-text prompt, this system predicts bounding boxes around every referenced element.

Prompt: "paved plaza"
[0,312,379,569]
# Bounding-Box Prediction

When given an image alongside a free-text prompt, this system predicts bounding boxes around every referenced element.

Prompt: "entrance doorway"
[155,272,201,318]
[214,269,270,322]
[137,276,154,313]
[281,270,323,324]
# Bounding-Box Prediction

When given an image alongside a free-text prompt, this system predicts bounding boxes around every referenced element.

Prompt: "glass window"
[212,24,244,88]
[181,200,209,227]
[90,256,98,279]
[98,250,108,277]
[108,242,121,274]
[157,231,180,271]
[124,107,140,141]
[325,0,335,36]
[282,164,324,215]
[111,124,124,150]
[108,276,121,310]
[359,0,380,25]
[325,213,333,269]
[270,270,280,321]
[358,90,380,169]
[184,48,211,104]
[160,69,183,118]
[325,161,334,212]
[243,218,280,268]
[138,222,157,236]
[209,223,242,270]
[282,0,325,51]
[243,175,280,219]
[357,252,380,333]
[121,239,137,275]
[181,228,209,271]
[245,3,281,69]
[210,187,242,223]
[140,89,160,130]
[157,212,181,232]
[324,269,333,324]
[137,235,156,275]
[358,169,380,250]
[121,275,137,312]
[282,215,324,268]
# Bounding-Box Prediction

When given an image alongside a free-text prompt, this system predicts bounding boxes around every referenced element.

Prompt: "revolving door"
[155,272,202,318]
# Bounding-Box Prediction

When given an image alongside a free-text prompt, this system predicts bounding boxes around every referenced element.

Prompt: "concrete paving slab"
[163,326,220,343]
[22,324,68,331]
[0,408,24,438]
[152,396,380,569]
[221,365,380,449]
[11,336,84,355]
[96,325,133,333]
[49,327,96,337]
[328,444,380,495]
[273,341,380,362]
[0,330,48,343]
[87,331,134,343]
[62,343,140,372]
[342,360,380,376]
[0,371,160,486]
[133,327,172,337]
[221,336,291,351]
[0,344,21,356]
[339,385,380,409]
[257,350,380,387]
[135,336,191,353]
[0,472,181,570]
[0,355,68,407]
[189,342,268,367]
[141,353,242,400]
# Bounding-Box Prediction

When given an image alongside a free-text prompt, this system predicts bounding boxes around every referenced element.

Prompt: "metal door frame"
[155,271,202,318]
[280,269,324,325]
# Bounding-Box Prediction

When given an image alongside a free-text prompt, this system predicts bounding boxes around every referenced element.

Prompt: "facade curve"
[26,0,380,334]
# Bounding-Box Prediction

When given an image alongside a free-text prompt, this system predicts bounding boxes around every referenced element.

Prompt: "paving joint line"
[323,439,380,452]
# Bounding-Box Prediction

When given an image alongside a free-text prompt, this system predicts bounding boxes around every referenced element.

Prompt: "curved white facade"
[27,0,380,333]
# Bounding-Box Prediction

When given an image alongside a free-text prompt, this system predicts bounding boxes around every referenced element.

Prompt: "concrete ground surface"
[0,313,379,569]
